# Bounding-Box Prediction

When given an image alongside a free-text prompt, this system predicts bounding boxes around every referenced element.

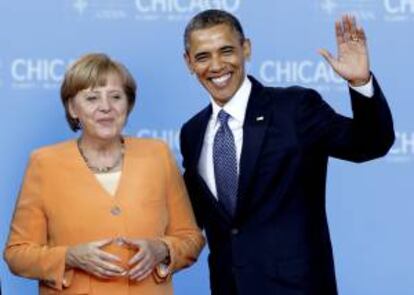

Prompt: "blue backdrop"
[1,0,413,294]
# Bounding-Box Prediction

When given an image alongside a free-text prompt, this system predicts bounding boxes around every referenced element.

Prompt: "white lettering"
[136,129,180,151]
[12,59,67,82]
[277,61,292,83]
[174,0,187,13]
[136,0,150,12]
[49,60,65,81]
[222,0,240,11]
[259,60,344,84]
[384,0,414,14]
[188,0,204,12]
[153,0,167,11]
[11,59,26,82]
[391,132,414,154]
[259,60,275,83]
[298,60,313,84]
[136,0,240,13]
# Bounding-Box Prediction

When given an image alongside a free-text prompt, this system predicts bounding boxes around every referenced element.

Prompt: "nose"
[98,96,111,112]
[210,55,224,72]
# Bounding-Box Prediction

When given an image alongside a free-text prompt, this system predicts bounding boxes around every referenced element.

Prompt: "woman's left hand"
[120,238,169,281]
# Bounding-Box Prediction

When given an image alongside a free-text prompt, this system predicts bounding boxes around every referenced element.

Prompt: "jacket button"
[111,205,122,216]
[231,228,239,235]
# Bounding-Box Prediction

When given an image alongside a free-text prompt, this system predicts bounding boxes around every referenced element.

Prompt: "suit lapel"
[186,105,211,171]
[236,77,272,217]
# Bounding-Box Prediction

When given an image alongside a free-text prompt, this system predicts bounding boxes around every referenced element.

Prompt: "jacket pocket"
[264,256,312,288]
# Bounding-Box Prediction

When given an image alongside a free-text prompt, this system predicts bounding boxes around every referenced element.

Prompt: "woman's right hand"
[66,238,126,279]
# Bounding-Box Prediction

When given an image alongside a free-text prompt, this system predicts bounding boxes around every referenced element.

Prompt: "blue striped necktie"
[213,110,238,216]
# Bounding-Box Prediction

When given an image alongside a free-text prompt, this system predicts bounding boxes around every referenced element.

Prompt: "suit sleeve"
[157,143,205,280]
[3,152,71,291]
[296,75,395,162]
[179,124,205,229]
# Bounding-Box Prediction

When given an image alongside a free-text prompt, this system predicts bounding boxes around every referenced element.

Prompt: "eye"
[221,47,234,55]
[111,93,125,100]
[196,58,207,63]
[195,53,209,63]
[85,95,97,101]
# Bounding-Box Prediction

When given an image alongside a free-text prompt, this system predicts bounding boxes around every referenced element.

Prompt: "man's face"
[185,24,251,106]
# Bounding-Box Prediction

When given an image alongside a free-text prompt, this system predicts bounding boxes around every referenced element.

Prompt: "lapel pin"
[256,116,264,122]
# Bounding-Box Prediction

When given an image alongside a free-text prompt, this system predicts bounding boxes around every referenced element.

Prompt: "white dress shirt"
[198,75,374,199]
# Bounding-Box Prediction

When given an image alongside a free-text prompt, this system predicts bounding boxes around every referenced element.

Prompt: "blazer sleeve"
[158,143,205,279]
[179,124,206,230]
[296,75,395,162]
[3,151,70,291]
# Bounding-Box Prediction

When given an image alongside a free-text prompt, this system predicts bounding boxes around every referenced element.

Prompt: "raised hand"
[66,238,126,279]
[121,238,169,282]
[319,15,371,86]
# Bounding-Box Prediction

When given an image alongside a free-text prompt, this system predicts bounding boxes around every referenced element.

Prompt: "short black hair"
[184,9,245,52]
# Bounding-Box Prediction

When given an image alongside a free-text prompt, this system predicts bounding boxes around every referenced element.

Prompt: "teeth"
[211,73,231,85]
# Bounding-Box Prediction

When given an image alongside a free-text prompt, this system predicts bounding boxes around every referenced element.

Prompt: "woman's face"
[69,73,129,142]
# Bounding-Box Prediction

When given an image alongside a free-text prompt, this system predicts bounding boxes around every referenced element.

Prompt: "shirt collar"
[210,76,252,125]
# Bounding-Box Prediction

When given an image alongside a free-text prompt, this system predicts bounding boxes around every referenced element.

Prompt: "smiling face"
[68,73,129,142]
[185,23,251,106]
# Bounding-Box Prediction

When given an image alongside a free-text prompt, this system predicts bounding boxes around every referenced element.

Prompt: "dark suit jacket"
[180,76,394,295]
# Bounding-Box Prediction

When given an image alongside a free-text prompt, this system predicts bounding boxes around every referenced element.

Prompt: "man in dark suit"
[180,9,394,295]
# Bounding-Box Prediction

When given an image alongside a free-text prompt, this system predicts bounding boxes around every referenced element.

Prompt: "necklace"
[77,138,125,173]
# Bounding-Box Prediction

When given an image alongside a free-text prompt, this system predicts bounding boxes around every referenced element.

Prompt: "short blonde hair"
[60,53,137,131]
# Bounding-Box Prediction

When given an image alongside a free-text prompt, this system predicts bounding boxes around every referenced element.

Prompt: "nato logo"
[70,0,127,19]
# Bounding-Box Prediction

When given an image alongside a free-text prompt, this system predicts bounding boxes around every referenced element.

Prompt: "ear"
[243,38,252,61]
[67,98,78,119]
[183,52,194,74]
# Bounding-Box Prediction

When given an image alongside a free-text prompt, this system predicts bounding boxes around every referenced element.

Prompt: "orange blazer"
[4,137,205,294]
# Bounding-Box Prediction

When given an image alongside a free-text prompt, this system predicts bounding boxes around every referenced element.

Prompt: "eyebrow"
[194,52,209,60]
[220,45,235,51]
[81,89,97,95]
[193,45,236,60]
[107,89,123,94]
[82,88,122,94]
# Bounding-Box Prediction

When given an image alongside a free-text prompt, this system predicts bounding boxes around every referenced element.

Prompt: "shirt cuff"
[349,76,374,98]
[157,238,173,266]
[62,269,74,288]
[152,263,172,283]
[41,246,69,291]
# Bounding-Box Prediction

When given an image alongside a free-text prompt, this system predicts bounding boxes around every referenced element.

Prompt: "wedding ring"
[351,35,359,42]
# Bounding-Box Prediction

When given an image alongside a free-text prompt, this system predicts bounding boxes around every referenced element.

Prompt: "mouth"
[210,73,231,87]
[97,118,115,125]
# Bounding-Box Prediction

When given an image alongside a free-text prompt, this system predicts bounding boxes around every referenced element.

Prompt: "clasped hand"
[66,237,168,281]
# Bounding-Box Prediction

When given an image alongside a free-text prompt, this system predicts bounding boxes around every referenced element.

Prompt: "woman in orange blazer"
[4,53,205,294]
